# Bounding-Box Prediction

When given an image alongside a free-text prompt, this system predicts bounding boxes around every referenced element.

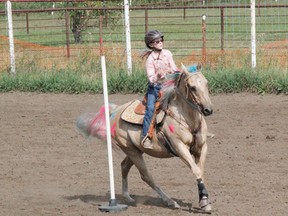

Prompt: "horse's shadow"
[63,193,194,211]
[63,193,178,207]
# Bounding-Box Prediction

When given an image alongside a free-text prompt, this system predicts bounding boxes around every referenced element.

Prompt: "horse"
[76,63,213,212]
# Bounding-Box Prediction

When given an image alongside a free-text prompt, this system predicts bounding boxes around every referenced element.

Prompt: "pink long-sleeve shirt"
[145,49,178,84]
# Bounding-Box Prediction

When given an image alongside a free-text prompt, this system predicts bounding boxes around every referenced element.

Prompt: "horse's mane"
[159,72,181,110]
[159,64,199,110]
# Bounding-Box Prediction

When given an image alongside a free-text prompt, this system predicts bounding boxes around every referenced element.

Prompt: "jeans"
[142,82,162,139]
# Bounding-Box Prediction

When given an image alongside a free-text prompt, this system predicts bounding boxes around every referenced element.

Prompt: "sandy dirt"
[0,92,287,216]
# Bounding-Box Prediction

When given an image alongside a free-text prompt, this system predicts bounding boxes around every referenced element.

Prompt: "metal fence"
[0,1,287,72]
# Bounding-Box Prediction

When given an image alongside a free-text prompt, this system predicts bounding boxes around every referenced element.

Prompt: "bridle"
[175,72,203,113]
[165,71,204,135]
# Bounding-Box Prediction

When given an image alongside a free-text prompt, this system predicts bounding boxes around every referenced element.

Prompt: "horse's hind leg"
[123,150,180,209]
[121,156,135,203]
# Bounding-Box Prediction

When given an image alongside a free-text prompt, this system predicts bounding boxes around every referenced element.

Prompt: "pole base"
[99,199,128,212]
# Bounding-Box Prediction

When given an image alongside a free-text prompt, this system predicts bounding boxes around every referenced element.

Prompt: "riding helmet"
[145,30,164,49]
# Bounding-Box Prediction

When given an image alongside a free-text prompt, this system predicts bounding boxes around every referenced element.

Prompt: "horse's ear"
[181,63,189,75]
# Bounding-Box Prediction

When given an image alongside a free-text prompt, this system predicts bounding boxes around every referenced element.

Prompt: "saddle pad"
[121,100,165,125]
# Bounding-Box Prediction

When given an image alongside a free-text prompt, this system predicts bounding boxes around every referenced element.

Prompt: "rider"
[141,30,179,149]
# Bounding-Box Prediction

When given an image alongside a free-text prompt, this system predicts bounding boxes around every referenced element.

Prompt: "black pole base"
[99,199,128,213]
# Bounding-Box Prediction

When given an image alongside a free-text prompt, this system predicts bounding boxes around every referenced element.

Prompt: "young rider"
[141,30,179,149]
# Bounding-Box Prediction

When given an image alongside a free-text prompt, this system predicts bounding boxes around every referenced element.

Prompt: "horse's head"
[178,63,213,116]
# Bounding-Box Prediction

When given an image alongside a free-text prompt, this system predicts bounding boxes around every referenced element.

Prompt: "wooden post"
[183,1,187,19]
[145,9,148,33]
[26,13,29,34]
[65,11,70,58]
[220,7,224,53]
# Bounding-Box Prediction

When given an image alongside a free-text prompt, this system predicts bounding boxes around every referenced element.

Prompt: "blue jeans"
[142,83,161,139]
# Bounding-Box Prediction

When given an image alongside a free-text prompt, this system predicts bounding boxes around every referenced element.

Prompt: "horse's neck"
[168,99,202,130]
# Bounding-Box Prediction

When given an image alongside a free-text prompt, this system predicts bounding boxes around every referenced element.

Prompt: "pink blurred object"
[76,105,113,141]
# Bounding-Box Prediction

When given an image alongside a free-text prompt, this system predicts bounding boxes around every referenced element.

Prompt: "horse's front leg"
[176,143,212,212]
[195,122,212,212]
[197,143,212,211]
[195,120,209,180]
[197,178,211,212]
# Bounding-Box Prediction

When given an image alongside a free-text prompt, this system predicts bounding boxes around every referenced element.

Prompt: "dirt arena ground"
[0,92,287,216]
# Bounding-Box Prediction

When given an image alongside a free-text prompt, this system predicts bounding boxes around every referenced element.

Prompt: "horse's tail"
[76,103,119,141]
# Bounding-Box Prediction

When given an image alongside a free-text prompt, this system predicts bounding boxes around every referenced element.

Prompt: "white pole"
[101,55,116,201]
[124,0,132,75]
[250,0,256,69]
[99,56,128,212]
[7,0,16,75]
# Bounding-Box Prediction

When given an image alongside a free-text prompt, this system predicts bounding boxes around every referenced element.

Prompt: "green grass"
[0,63,287,94]
[207,67,288,94]
[0,62,148,94]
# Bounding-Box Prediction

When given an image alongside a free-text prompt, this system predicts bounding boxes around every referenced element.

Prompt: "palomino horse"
[77,63,213,212]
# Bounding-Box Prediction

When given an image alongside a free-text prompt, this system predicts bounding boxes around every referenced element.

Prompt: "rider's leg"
[141,83,160,148]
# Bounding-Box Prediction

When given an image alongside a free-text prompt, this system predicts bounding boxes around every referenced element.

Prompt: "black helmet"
[145,30,164,49]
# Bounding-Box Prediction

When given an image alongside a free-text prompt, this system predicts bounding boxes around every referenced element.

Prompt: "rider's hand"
[158,69,172,79]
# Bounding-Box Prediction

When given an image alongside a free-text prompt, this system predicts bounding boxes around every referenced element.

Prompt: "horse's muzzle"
[202,107,213,116]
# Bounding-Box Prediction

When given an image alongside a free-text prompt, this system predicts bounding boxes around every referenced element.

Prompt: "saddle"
[134,98,146,115]
[121,96,178,157]
[121,99,165,125]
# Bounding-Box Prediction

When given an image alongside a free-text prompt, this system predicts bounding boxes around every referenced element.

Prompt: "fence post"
[183,1,187,19]
[124,0,132,75]
[26,13,29,34]
[202,15,207,65]
[257,0,261,16]
[145,9,148,33]
[101,1,108,28]
[220,7,224,53]
[7,0,16,75]
[65,10,70,58]
[99,15,104,56]
[251,0,256,69]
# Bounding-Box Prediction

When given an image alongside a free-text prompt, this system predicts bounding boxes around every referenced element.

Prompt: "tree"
[67,0,122,44]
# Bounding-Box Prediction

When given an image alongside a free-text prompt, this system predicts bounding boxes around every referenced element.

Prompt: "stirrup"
[141,135,153,149]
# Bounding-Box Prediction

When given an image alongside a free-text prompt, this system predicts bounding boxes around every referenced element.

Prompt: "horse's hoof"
[122,193,135,203]
[199,197,212,212]
[168,201,181,209]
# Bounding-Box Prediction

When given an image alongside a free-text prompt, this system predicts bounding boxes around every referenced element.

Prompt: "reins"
[165,72,203,134]
[176,91,201,112]
[175,72,202,113]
